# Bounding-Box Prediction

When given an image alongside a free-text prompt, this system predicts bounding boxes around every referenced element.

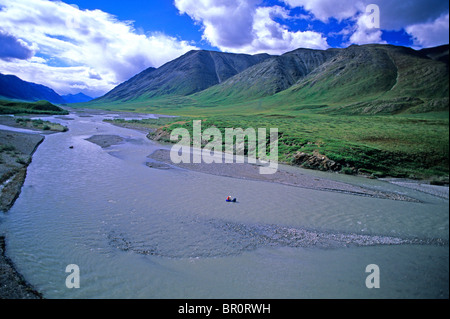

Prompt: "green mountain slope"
[190,48,338,105]
[190,45,448,114]
[317,45,449,114]
[95,50,271,103]
[87,44,448,116]
[420,44,449,64]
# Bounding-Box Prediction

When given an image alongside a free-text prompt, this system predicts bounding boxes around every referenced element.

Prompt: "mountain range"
[92,44,449,115]
[0,73,93,104]
[1,43,448,115]
[0,73,66,104]
[98,50,271,102]
[61,93,94,103]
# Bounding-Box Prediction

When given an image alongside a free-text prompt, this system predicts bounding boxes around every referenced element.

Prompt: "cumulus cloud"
[346,6,385,46]
[283,0,449,48]
[282,0,364,22]
[406,13,450,48]
[174,0,329,54]
[374,0,448,31]
[0,0,197,96]
[0,56,116,98]
[283,0,448,27]
[175,0,258,48]
[282,0,385,46]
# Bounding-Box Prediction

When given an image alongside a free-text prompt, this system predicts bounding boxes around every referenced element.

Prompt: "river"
[0,110,448,299]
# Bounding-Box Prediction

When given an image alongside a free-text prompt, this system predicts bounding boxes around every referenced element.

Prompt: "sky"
[0,0,448,98]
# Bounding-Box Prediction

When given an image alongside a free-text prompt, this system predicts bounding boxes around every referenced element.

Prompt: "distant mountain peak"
[62,92,93,103]
[0,73,66,104]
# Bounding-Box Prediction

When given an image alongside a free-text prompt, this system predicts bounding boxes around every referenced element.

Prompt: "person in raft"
[226,196,237,202]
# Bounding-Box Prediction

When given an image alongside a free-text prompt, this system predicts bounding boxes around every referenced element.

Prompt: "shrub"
[0,144,16,152]
[341,167,355,175]
[16,157,29,165]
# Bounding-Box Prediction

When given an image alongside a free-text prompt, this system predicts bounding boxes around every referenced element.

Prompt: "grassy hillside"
[0,100,69,115]
[191,45,448,115]
[189,48,337,105]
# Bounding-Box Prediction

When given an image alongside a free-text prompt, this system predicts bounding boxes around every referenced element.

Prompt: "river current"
[0,111,448,298]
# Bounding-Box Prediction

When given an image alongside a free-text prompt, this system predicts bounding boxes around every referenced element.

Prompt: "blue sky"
[0,0,448,97]
[66,0,414,49]
[69,0,211,47]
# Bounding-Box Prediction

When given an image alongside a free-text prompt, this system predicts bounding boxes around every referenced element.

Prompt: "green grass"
[0,144,16,152]
[104,117,177,130]
[106,111,449,179]
[0,100,69,115]
[15,118,69,132]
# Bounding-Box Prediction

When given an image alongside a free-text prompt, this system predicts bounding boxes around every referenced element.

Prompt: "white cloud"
[174,0,329,55]
[406,13,450,48]
[175,0,258,49]
[346,8,386,46]
[244,6,329,54]
[0,0,197,96]
[374,0,448,31]
[0,57,114,98]
[283,0,448,28]
[282,0,364,22]
[283,0,385,46]
[283,0,449,48]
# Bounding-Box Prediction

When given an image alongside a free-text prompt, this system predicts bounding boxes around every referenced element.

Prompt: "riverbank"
[0,236,43,299]
[147,149,426,202]
[105,114,450,185]
[82,129,448,202]
[0,115,68,133]
[0,115,70,212]
[101,119,448,201]
[0,129,45,299]
[0,115,68,299]
[0,130,44,212]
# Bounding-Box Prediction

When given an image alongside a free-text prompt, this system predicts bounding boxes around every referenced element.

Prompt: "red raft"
[226,196,237,202]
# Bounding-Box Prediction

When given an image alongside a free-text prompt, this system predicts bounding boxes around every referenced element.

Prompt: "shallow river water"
[0,111,448,299]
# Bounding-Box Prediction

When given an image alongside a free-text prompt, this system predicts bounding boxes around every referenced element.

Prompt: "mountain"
[191,48,338,104]
[91,44,449,115]
[62,93,93,103]
[191,44,448,114]
[420,44,449,65]
[265,44,449,114]
[0,73,66,104]
[95,50,271,102]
